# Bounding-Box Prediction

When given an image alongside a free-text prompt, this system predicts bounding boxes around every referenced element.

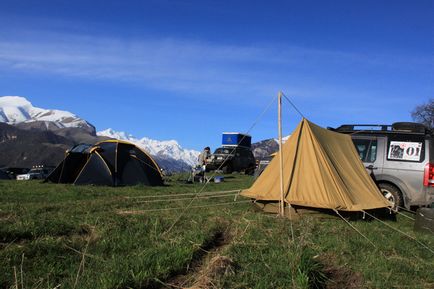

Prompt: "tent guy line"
[395,210,415,221]
[116,200,252,215]
[333,209,379,250]
[134,192,240,204]
[282,92,306,119]
[362,210,434,255]
[124,189,242,199]
[396,205,417,215]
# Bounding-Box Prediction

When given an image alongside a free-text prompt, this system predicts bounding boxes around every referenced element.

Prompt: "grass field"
[1,175,433,289]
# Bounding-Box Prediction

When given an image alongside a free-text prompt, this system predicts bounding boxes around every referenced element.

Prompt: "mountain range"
[0,96,200,171]
[0,96,279,171]
[97,128,199,171]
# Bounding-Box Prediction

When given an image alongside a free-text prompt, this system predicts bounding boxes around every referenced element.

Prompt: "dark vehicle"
[332,122,434,210]
[206,146,256,174]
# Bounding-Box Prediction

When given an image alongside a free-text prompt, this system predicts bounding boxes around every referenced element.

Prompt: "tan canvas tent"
[241,119,391,211]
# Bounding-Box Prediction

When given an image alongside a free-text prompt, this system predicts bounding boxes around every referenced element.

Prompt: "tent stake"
[278,91,285,216]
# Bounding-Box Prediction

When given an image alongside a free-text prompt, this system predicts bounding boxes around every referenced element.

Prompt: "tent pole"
[278,91,285,216]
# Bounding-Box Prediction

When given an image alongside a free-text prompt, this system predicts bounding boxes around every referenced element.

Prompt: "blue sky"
[0,0,432,150]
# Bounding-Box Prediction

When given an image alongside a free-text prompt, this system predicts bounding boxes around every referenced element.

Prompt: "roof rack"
[331,122,430,135]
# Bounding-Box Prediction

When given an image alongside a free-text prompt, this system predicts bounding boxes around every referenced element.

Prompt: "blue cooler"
[222,133,251,148]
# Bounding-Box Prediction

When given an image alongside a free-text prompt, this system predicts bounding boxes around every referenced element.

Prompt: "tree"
[411,99,434,129]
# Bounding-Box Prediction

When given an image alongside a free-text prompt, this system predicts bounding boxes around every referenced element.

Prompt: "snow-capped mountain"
[0,96,95,132]
[98,128,200,171]
[0,96,200,171]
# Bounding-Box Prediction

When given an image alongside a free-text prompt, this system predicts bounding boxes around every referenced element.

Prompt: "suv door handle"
[365,165,378,170]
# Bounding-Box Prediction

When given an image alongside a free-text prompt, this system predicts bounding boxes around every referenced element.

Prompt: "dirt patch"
[76,224,99,243]
[65,224,100,256]
[203,255,235,280]
[183,255,236,289]
[162,227,235,289]
[318,254,364,289]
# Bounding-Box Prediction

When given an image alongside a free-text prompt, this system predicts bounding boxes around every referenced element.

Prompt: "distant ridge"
[97,128,200,172]
[0,122,73,167]
[251,136,290,159]
[0,96,200,171]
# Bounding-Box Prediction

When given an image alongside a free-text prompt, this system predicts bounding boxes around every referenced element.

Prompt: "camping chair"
[190,165,207,183]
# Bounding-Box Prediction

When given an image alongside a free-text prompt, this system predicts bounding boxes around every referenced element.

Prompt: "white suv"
[16,167,53,180]
[332,122,434,210]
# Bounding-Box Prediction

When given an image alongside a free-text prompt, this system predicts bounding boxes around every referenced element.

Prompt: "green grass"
[0,175,433,289]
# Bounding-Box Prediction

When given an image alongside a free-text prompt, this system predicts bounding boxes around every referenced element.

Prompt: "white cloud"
[0,36,269,95]
[0,31,431,105]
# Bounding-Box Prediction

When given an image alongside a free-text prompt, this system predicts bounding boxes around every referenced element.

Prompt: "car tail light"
[423,163,434,187]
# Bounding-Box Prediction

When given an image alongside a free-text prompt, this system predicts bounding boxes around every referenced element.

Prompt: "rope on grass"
[117,200,252,214]
[333,209,378,250]
[124,189,242,199]
[134,192,240,204]
[162,95,278,235]
[395,210,415,221]
[361,210,434,255]
[396,205,417,215]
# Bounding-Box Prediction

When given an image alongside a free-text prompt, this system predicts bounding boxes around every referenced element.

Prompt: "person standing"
[198,147,211,167]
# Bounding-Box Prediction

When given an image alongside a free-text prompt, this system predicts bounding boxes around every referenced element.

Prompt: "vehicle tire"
[222,164,233,174]
[378,183,403,210]
[245,164,255,175]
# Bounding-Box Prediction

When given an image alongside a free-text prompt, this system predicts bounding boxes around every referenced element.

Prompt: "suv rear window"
[386,135,425,163]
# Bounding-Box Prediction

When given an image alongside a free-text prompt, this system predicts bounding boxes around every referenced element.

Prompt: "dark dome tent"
[46,144,92,184]
[47,140,163,186]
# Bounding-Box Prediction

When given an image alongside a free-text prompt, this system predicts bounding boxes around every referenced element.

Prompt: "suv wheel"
[245,164,255,175]
[379,183,403,210]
